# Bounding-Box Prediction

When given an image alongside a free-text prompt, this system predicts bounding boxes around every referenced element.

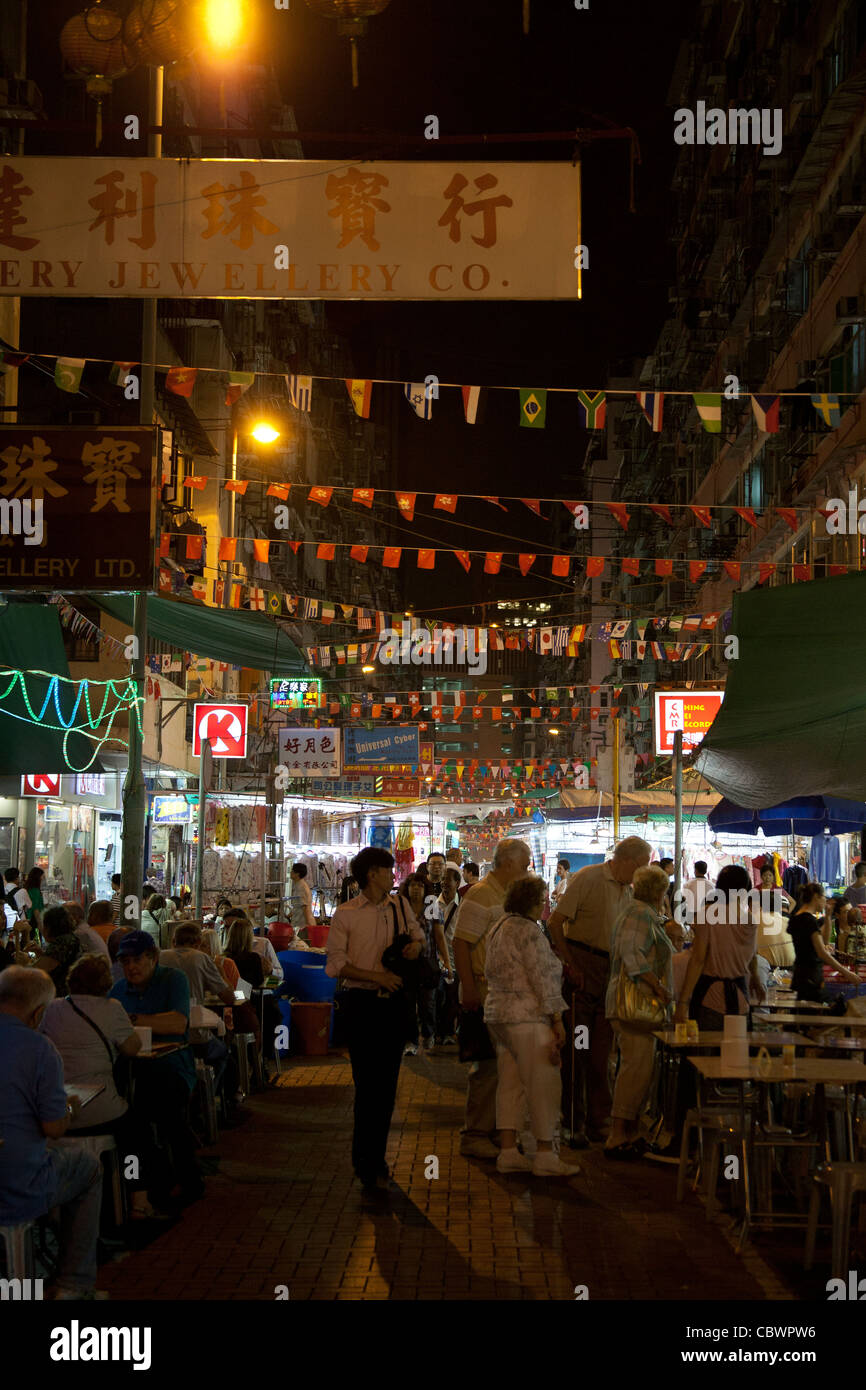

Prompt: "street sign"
[21,774,61,797]
[192,703,248,758]
[653,690,724,756]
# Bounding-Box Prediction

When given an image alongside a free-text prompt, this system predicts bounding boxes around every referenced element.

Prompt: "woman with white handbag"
[604,865,674,1160]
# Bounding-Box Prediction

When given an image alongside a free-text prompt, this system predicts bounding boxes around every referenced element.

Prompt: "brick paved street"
[96,1048,832,1301]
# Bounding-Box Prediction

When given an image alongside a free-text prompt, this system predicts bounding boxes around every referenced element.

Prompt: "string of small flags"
[2,348,851,435]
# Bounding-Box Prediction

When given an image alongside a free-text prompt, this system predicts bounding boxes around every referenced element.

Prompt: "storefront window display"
[34,801,96,908]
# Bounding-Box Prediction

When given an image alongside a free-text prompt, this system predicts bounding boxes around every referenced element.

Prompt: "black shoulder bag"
[381,895,439,993]
[65,996,130,1100]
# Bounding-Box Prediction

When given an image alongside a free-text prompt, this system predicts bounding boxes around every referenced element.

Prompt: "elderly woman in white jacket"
[483,874,576,1178]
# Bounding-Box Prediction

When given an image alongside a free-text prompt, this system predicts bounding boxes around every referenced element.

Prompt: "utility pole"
[120,65,163,928]
[673,729,683,905]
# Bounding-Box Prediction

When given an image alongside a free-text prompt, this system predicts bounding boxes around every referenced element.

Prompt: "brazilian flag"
[267,592,282,615]
[519,388,547,428]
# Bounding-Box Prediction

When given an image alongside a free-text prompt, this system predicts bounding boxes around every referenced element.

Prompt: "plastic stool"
[194,1060,219,1145]
[804,1162,866,1278]
[0,1223,35,1280]
[72,1134,125,1228]
[677,1109,744,1217]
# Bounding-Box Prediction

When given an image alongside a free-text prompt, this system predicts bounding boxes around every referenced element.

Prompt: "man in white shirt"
[680,861,710,929]
[289,864,316,938]
[452,837,532,1159]
[326,847,425,1195]
[547,836,651,1146]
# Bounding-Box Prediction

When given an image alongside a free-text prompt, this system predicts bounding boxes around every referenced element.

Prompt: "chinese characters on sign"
[0,428,156,589]
[269,677,322,710]
[0,159,581,300]
[277,727,341,777]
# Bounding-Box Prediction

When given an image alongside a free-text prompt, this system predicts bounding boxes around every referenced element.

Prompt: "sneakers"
[460,1137,499,1160]
[532,1152,580,1178]
[496,1147,533,1173]
[403,1043,418,1057]
[442,1035,457,1047]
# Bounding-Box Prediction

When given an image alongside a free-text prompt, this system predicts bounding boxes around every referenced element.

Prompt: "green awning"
[0,601,104,773]
[695,571,866,806]
[96,594,307,676]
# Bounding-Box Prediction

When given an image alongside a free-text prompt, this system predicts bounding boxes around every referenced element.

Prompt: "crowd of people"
[325,835,866,1192]
[0,877,288,1299]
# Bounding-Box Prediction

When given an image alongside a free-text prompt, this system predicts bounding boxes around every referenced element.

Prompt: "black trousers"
[342,988,406,1184]
[130,1065,200,1201]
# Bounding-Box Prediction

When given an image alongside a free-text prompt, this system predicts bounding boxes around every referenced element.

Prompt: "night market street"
[94,1049,805,1303]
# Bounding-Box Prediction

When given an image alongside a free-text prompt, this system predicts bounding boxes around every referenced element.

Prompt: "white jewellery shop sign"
[278,728,341,777]
[0,159,581,300]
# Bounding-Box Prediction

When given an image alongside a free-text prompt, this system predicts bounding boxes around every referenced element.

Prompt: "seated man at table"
[109,931,204,1207]
[0,966,105,1298]
[161,922,245,1123]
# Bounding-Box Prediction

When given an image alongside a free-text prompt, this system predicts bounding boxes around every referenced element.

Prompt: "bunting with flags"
[693,393,722,432]
[346,379,372,417]
[287,374,313,411]
[404,382,434,419]
[576,390,607,429]
[636,391,664,431]
[519,389,547,428]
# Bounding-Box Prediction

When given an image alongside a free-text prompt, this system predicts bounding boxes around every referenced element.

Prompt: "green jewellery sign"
[270,677,322,710]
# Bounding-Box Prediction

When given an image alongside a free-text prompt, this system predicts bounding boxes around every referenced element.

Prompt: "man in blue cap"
[110,931,203,1206]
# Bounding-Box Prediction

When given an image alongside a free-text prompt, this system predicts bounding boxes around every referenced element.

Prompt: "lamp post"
[222,420,281,608]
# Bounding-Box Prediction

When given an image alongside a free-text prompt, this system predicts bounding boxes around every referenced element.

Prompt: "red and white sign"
[21,774,61,797]
[193,703,248,759]
[653,690,724,756]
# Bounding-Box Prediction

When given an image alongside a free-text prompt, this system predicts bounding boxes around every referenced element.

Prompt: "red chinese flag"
[520,499,542,515]
[689,560,707,581]
[793,563,812,582]
[491,707,502,721]
[350,545,369,563]
[159,532,171,557]
[551,555,570,577]
[225,480,248,495]
[586,556,605,577]
[417,549,435,569]
[309,486,333,507]
[733,507,758,528]
[606,502,630,530]
[689,505,713,528]
[410,702,421,717]
[166,367,197,397]
[776,508,799,531]
[396,491,416,520]
[218,538,237,562]
[383,547,401,568]
[288,541,302,554]
[454,550,471,572]
[531,707,542,719]
[484,552,502,574]
[518,554,536,576]
[621,557,640,577]
[182,475,207,491]
[252,539,270,563]
[372,705,382,719]
[316,543,335,561]
[434,494,458,513]
[758,562,776,584]
[654,558,673,577]
[266,483,290,500]
[183,534,203,561]
[722,560,741,581]
[353,488,374,507]
[649,504,674,526]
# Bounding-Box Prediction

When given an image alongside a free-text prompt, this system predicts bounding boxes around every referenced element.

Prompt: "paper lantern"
[60,3,131,146]
[304,0,391,87]
[124,0,196,67]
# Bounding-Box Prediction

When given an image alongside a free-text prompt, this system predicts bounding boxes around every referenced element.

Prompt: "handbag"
[613,967,667,1030]
[381,896,439,993]
[457,1006,496,1063]
[65,996,130,1099]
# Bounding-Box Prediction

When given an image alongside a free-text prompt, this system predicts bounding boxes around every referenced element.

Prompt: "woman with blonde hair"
[224,913,265,989]
[605,864,674,1159]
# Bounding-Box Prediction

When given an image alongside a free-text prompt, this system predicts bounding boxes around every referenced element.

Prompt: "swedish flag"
[811,393,841,427]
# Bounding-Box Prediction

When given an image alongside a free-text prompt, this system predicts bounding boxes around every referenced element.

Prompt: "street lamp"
[201,0,247,53]
[223,418,283,608]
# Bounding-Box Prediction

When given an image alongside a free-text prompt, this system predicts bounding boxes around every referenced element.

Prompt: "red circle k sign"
[192,704,248,759]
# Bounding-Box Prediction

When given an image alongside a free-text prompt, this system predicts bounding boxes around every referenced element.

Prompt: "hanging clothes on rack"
[809,834,842,885]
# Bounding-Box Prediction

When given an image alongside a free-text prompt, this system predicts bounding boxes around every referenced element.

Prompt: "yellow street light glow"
[202,0,245,53]
[251,422,280,444]
[361,664,376,674]
[548,727,560,735]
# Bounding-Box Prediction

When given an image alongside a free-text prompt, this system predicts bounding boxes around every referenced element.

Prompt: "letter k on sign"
[193,703,248,758]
